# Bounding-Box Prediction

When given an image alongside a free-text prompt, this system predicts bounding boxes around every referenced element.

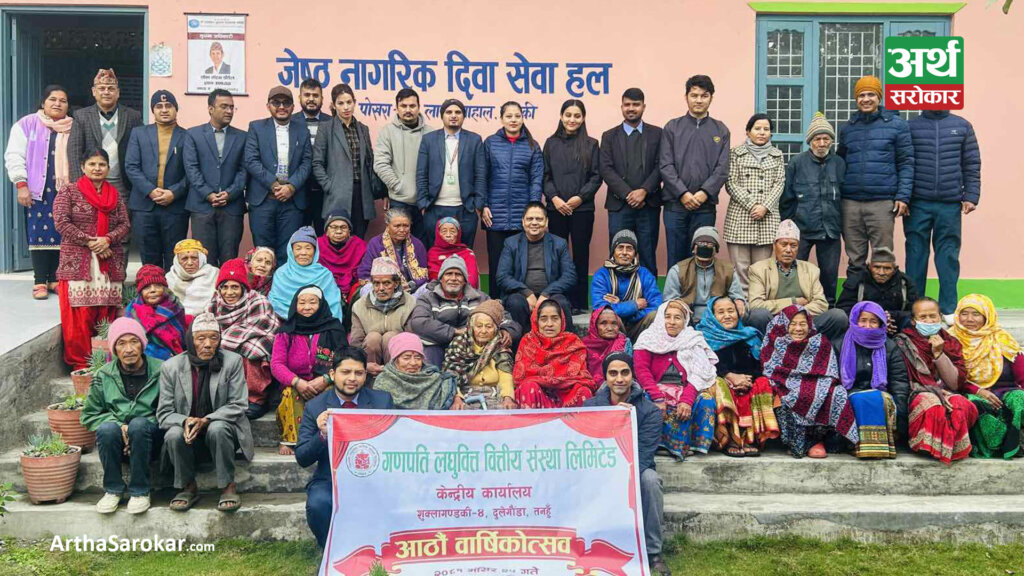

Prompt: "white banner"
[186,14,246,95]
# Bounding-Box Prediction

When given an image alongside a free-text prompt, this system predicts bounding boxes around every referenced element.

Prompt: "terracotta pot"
[47,405,95,452]
[20,447,81,504]
[70,369,93,396]
[91,337,109,353]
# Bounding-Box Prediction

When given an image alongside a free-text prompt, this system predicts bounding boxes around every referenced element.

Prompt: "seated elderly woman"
[207,258,281,420]
[696,296,778,457]
[165,239,220,322]
[371,332,457,410]
[833,301,910,459]
[357,207,428,297]
[583,306,634,388]
[761,305,858,459]
[349,257,417,375]
[513,300,596,408]
[268,226,343,321]
[444,300,516,410]
[124,264,186,361]
[317,212,367,303]
[244,246,276,298]
[634,300,719,460]
[427,217,479,288]
[272,286,347,455]
[951,293,1024,459]
[590,230,663,339]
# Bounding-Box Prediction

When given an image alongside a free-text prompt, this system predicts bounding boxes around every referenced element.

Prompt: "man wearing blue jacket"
[590,229,663,338]
[905,110,981,323]
[838,76,914,276]
[296,347,394,548]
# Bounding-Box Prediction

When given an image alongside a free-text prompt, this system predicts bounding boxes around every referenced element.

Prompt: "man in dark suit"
[296,346,394,548]
[124,90,189,269]
[183,89,248,266]
[415,98,487,249]
[600,87,663,275]
[68,68,143,207]
[292,78,332,233]
[244,85,312,262]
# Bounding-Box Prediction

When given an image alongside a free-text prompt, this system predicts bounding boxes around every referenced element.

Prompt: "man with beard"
[293,78,332,233]
[375,88,435,240]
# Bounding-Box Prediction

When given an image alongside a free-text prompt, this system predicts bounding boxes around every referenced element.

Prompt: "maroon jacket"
[53,182,130,282]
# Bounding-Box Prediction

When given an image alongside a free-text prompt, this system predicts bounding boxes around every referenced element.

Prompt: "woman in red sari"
[426,217,479,289]
[513,299,595,408]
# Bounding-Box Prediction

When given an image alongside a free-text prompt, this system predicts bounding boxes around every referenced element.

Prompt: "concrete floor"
[0,273,60,356]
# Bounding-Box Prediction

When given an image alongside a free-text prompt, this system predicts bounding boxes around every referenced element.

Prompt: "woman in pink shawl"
[317,212,366,302]
[427,217,479,288]
[582,306,634,387]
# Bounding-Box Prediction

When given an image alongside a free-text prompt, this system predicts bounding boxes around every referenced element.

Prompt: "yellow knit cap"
[173,238,207,256]
[853,76,882,97]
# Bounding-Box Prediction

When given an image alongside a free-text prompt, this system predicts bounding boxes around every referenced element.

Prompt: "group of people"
[6,67,1005,576]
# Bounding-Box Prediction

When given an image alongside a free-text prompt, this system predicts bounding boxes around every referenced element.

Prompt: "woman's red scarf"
[513,304,595,392]
[426,220,479,287]
[76,175,119,275]
[582,306,628,386]
[897,327,967,389]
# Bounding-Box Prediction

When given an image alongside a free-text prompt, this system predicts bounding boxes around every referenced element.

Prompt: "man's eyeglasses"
[268,100,292,108]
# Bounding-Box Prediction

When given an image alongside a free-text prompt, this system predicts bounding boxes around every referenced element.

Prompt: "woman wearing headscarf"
[372,332,457,410]
[444,300,516,410]
[272,285,347,455]
[950,293,1024,459]
[427,217,479,289]
[833,301,910,459]
[53,148,129,369]
[244,246,276,297]
[513,299,595,408]
[696,296,778,457]
[5,84,72,299]
[165,239,220,322]
[634,300,719,460]
[124,264,186,361]
[356,207,428,296]
[268,226,343,320]
[207,259,281,419]
[590,229,662,339]
[317,212,367,302]
[582,306,634,388]
[761,305,858,459]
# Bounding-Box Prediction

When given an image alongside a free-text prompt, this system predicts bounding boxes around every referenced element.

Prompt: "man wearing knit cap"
[663,225,746,323]
[82,317,164,515]
[349,256,418,374]
[780,111,846,307]
[157,312,254,513]
[746,219,848,342]
[837,246,919,335]
[126,90,189,269]
[837,75,914,276]
[590,229,663,338]
[409,254,521,366]
[415,97,486,248]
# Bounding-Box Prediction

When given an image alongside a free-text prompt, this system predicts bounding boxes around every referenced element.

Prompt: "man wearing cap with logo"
[125,90,190,269]
[244,86,312,263]
[662,225,746,323]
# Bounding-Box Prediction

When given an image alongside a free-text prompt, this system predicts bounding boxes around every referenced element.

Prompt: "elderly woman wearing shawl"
[634,300,719,460]
[317,212,367,302]
[357,207,428,296]
[951,294,1024,459]
[696,296,778,457]
[513,300,596,408]
[124,264,186,361]
[244,246,276,297]
[372,332,457,410]
[444,300,516,410]
[166,239,219,322]
[833,301,910,459]
[207,259,281,420]
[761,305,858,459]
[272,285,347,455]
[268,226,343,320]
[582,306,634,388]
[427,217,479,289]
[590,230,662,339]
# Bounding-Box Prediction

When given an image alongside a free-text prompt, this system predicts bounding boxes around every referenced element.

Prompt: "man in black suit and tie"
[244,86,312,262]
[600,87,664,275]
[183,89,248,266]
[296,346,394,548]
[292,78,332,233]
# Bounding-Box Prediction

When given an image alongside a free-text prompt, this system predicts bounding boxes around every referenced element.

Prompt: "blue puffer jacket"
[483,128,544,231]
[837,107,915,203]
[907,111,981,204]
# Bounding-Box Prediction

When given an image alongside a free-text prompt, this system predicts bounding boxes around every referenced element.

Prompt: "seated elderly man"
[157,312,254,514]
[746,219,848,343]
[408,255,520,367]
[662,226,746,323]
[590,230,663,339]
[349,257,417,375]
[81,317,164,515]
[837,246,919,335]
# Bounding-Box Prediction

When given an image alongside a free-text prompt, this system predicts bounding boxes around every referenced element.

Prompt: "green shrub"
[23,433,74,458]
[0,482,14,517]
[54,394,86,411]
[94,318,112,340]
[88,348,108,374]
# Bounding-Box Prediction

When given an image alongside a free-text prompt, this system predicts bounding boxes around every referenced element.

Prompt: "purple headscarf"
[841,300,888,391]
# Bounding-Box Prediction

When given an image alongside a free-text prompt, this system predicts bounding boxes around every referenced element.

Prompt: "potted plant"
[20,433,81,504]
[47,394,95,452]
[121,283,137,310]
[91,318,112,353]
[70,348,108,396]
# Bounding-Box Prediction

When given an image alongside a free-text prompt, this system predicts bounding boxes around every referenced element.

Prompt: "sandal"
[724,444,745,458]
[47,281,59,293]
[744,446,761,457]
[32,284,48,300]
[808,442,827,459]
[217,492,241,513]
[169,490,199,512]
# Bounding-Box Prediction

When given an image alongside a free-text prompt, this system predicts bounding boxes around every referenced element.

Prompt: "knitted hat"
[298,285,323,300]
[602,351,635,376]
[289,226,318,249]
[388,332,424,360]
[216,258,250,289]
[805,112,836,143]
[370,257,402,278]
[854,76,883,97]
[776,219,801,242]
[150,90,178,110]
[94,69,118,86]
[191,312,221,335]
[174,238,207,256]
[440,98,466,116]
[471,299,505,327]
[324,211,352,230]
[870,246,896,264]
[439,255,468,281]
[135,264,168,292]
[611,229,638,252]
[107,317,148,350]
[692,226,720,249]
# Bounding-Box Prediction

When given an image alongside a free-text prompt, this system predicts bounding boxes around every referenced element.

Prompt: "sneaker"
[126,495,151,514]
[95,492,121,514]
[943,313,955,326]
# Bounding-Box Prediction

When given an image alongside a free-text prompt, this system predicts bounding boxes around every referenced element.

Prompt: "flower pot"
[47,405,95,452]
[70,369,93,396]
[91,337,109,354]
[20,447,81,504]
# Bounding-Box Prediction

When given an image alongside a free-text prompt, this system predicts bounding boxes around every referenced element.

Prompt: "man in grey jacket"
[157,313,253,513]
[374,88,435,241]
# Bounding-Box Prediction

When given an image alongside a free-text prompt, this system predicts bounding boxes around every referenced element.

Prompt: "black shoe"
[650,554,672,576]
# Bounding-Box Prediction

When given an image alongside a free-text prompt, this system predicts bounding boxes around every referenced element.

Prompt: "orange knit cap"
[853,76,882,97]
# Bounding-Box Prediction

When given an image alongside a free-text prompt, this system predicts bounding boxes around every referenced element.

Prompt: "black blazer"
[67,103,144,184]
[183,123,248,216]
[599,122,663,211]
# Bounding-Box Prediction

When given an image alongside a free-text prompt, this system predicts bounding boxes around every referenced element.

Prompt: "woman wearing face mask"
[444,301,516,410]
[268,226,343,320]
[317,212,367,303]
[894,297,978,464]
[124,264,186,361]
[244,246,277,297]
[427,217,479,288]
[372,332,457,410]
[166,239,220,322]
[513,300,595,408]
[582,306,634,388]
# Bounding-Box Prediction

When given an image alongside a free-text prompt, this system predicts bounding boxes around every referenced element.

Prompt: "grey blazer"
[155,350,254,461]
[68,103,144,183]
[312,116,379,222]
